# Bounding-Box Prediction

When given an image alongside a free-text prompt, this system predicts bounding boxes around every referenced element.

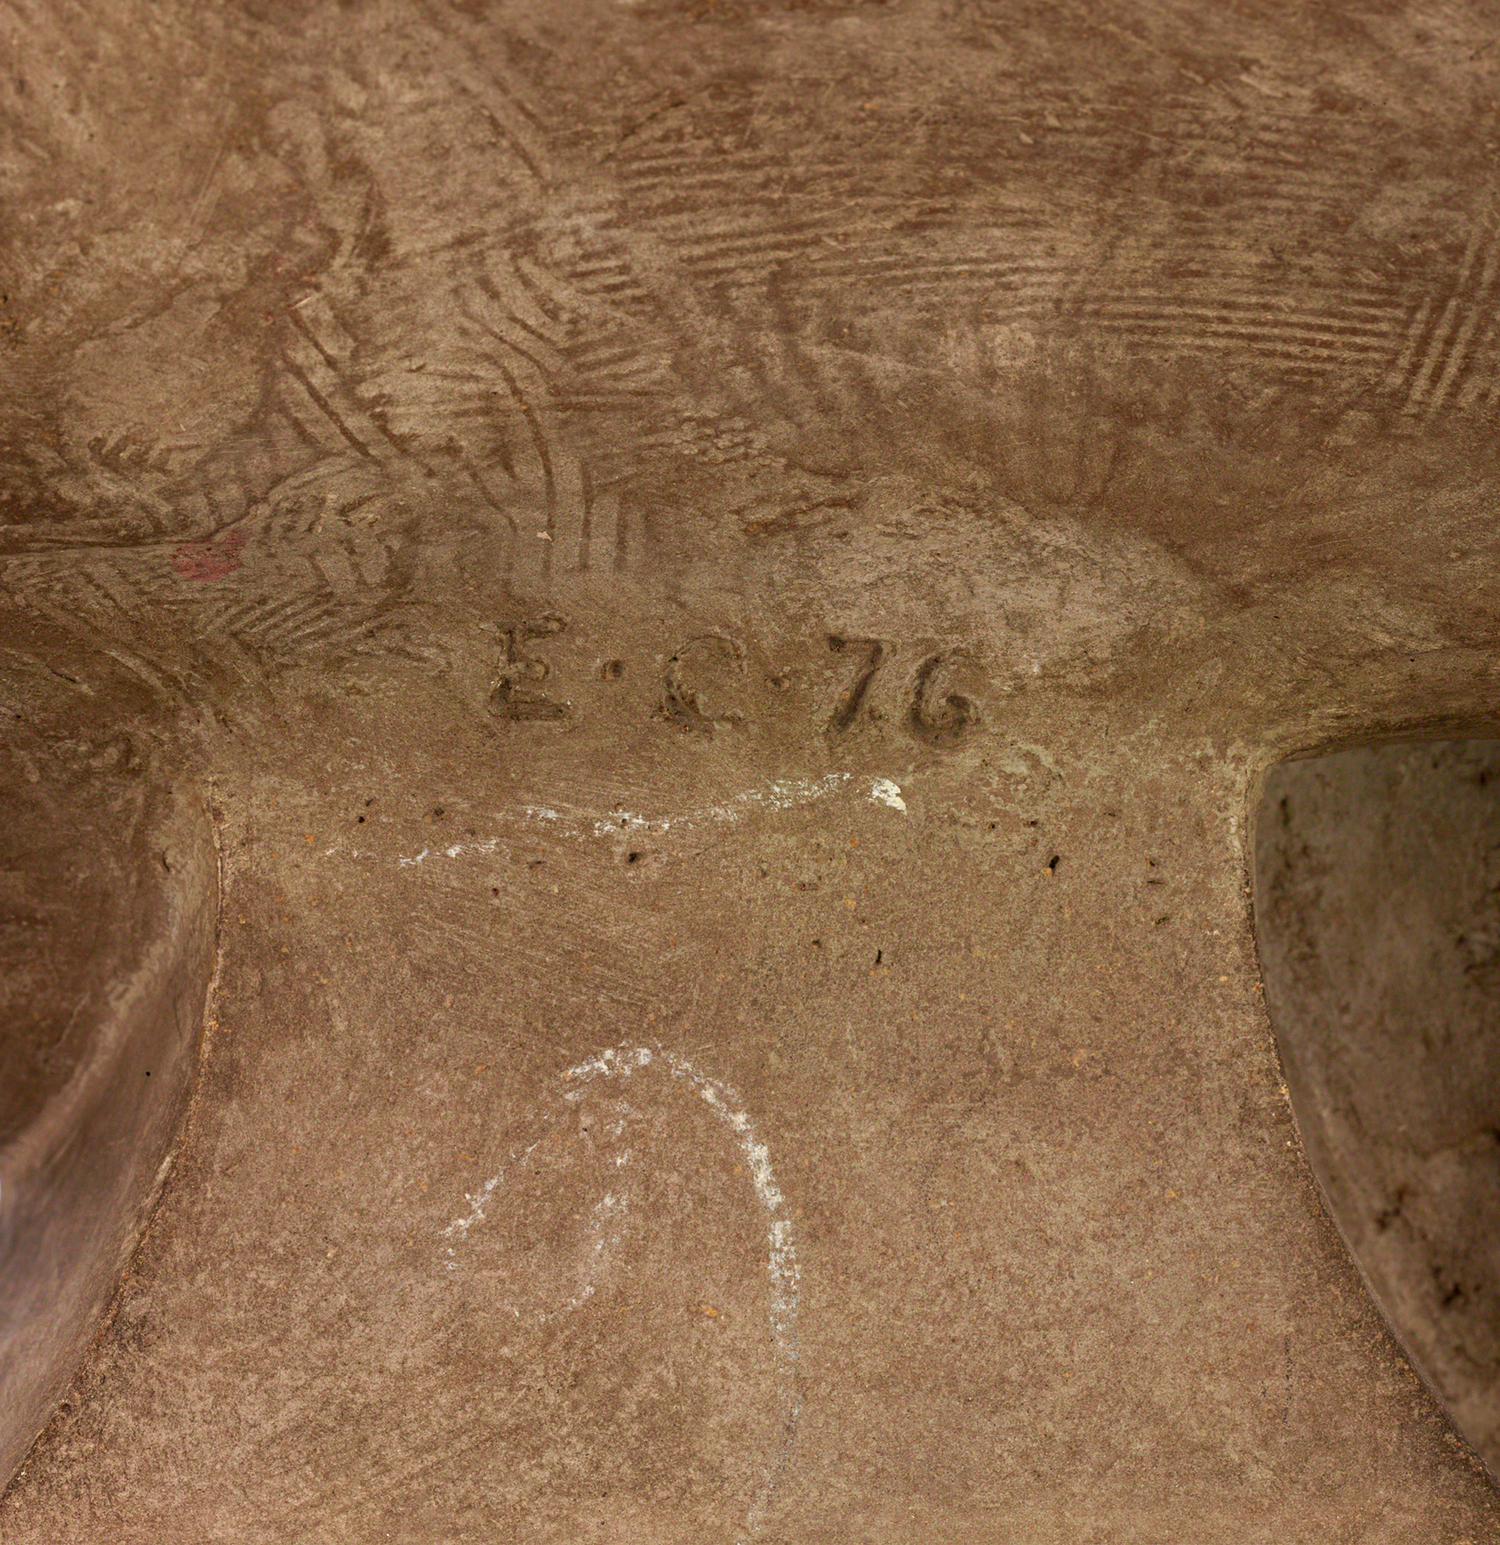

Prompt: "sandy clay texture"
[3,1,1500,1541]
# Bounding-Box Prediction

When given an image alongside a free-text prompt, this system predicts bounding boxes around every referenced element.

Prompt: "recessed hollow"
[1254,739,1500,1471]
[0,730,217,1483]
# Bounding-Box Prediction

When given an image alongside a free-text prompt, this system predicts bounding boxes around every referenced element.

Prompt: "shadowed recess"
[0,626,218,1483]
[1255,739,1500,1473]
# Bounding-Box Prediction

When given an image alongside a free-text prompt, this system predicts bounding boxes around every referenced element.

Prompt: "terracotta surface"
[2,0,1500,1539]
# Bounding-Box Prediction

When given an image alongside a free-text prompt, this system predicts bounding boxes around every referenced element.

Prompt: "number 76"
[825,636,981,748]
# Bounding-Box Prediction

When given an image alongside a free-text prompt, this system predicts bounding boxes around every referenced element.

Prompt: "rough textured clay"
[2,1,1500,1540]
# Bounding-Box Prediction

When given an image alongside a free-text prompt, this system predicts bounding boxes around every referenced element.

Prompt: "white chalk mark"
[401,835,508,867]
[441,1174,499,1244]
[559,1045,800,1541]
[442,1044,801,1542]
[444,837,502,859]
[562,1189,628,1310]
[389,770,913,867]
[870,777,907,812]
[527,773,853,841]
[440,1139,540,1270]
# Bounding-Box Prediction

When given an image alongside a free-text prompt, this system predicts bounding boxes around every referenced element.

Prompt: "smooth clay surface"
[3,1,1500,1541]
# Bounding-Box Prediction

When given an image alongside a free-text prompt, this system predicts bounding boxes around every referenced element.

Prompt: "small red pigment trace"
[172,527,246,581]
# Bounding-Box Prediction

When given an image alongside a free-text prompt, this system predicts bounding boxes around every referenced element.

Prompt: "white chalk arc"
[441,1044,802,1542]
